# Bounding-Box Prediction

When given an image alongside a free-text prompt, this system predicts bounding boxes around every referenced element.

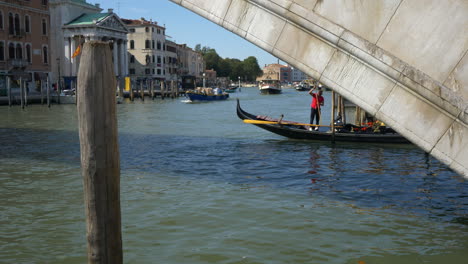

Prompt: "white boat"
[259,79,282,94]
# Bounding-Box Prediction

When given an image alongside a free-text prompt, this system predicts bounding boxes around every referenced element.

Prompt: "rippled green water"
[0,88,467,263]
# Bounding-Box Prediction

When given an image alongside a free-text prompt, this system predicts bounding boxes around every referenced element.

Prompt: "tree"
[242,56,262,81]
[196,43,263,82]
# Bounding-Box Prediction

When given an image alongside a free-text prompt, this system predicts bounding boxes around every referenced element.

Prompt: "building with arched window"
[0,0,50,96]
[122,17,166,82]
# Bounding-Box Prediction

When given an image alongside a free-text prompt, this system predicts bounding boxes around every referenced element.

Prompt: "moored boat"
[259,79,282,94]
[224,86,238,93]
[186,87,229,102]
[236,99,410,144]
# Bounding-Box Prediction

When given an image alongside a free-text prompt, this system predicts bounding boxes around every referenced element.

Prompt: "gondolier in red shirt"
[308,85,324,131]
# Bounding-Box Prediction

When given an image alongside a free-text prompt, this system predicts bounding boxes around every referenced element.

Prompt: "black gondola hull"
[237,99,410,144]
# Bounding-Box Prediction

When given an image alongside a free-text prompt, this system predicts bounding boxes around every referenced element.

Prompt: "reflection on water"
[0,89,467,263]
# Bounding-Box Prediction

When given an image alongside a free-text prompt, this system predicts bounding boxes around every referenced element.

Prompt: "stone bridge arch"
[170,0,468,178]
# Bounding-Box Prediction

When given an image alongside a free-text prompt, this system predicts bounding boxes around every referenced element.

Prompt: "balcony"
[8,58,29,69]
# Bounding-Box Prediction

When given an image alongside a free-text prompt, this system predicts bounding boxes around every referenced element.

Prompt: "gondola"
[236,99,411,144]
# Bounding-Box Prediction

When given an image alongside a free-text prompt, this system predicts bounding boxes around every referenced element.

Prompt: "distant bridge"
[169,0,468,178]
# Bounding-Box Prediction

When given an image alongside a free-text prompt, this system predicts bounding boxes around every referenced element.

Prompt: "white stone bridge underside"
[169,0,468,178]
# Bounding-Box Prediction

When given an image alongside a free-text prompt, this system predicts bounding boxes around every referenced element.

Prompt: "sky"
[95,0,282,68]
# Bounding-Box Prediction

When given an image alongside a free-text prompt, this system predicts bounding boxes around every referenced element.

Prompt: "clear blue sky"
[95,0,282,67]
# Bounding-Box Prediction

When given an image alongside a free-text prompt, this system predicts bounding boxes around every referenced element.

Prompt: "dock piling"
[7,76,11,107]
[76,41,123,264]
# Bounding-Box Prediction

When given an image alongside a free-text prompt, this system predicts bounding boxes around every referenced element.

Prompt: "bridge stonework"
[170,0,468,178]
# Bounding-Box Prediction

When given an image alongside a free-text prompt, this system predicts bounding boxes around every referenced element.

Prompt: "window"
[15,43,22,59]
[25,44,31,63]
[145,55,150,65]
[14,14,20,35]
[152,40,155,49]
[0,11,3,29]
[152,55,155,63]
[8,13,13,35]
[157,29,160,34]
[145,68,150,74]
[152,69,155,74]
[0,42,4,61]
[130,55,135,63]
[8,43,14,59]
[130,40,134,49]
[157,69,161,75]
[129,68,135,75]
[145,27,149,32]
[41,19,47,35]
[152,27,154,32]
[157,41,161,50]
[24,15,30,33]
[42,46,48,64]
[42,0,48,6]
[157,56,161,63]
[129,28,135,33]
[145,40,150,49]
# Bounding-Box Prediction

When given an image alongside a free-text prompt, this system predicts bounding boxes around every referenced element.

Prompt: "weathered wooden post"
[20,77,24,109]
[46,75,51,108]
[24,81,28,107]
[7,76,11,107]
[161,81,165,100]
[76,41,123,264]
[171,80,175,99]
[40,80,44,105]
[140,81,144,101]
[150,80,154,99]
[57,79,61,104]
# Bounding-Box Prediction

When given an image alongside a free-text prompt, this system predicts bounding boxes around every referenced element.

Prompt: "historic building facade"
[257,63,289,83]
[0,0,51,93]
[49,0,128,89]
[122,18,166,81]
[177,43,205,89]
[165,40,178,82]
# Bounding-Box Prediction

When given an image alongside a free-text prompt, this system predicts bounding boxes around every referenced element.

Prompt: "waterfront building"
[177,43,205,89]
[0,0,51,94]
[122,18,166,82]
[58,9,128,88]
[49,0,100,86]
[204,68,216,87]
[165,39,178,82]
[257,63,290,83]
[290,66,310,82]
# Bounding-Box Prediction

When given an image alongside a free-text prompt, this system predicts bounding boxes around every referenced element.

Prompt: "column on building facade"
[64,37,71,77]
[113,41,119,76]
[123,41,128,76]
[119,40,125,76]
[70,36,77,76]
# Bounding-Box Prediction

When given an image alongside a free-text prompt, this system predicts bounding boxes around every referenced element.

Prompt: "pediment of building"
[98,15,128,32]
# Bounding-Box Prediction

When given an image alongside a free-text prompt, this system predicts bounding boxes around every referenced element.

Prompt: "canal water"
[0,87,467,264]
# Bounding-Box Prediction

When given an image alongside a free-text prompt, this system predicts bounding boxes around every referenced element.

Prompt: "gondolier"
[308,86,324,131]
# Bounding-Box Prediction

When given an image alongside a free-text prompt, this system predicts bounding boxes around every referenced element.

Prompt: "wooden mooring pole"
[46,75,51,108]
[76,41,123,264]
[7,76,11,107]
[20,77,24,109]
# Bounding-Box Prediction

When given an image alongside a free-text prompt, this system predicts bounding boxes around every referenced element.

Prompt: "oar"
[243,119,341,127]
